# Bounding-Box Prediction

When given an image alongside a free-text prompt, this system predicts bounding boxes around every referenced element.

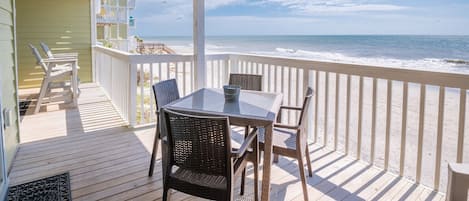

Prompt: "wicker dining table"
[163,88,283,201]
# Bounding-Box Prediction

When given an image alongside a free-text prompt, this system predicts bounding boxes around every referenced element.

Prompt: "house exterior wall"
[16,0,92,88]
[0,0,20,170]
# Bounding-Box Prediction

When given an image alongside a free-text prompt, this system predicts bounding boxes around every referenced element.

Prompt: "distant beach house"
[96,0,136,51]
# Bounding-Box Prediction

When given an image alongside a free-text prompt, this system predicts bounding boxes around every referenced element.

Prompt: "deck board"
[10,84,445,201]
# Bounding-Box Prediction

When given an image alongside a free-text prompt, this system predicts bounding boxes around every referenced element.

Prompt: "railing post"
[193,0,206,89]
[128,63,137,127]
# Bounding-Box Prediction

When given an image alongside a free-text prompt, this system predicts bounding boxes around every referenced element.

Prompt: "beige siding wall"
[16,0,92,88]
[0,0,20,170]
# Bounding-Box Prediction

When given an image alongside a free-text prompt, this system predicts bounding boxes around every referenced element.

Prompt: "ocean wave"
[445,59,469,65]
[252,48,469,74]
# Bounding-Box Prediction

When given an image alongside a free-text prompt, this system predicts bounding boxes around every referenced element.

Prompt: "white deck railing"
[93,45,469,193]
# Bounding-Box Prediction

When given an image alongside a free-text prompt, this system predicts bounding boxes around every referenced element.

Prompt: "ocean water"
[142,35,469,73]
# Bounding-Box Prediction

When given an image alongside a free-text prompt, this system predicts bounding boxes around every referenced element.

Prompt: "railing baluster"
[287,67,292,124]
[281,66,285,100]
[243,61,247,73]
[324,72,329,145]
[434,86,445,190]
[210,61,214,88]
[260,64,264,90]
[176,62,180,88]
[399,82,408,176]
[296,68,301,123]
[274,65,278,92]
[158,62,162,82]
[314,71,320,143]
[371,78,377,163]
[129,63,137,127]
[216,60,223,88]
[190,61,194,91]
[267,65,271,92]
[183,62,187,95]
[345,74,351,154]
[139,64,145,124]
[150,63,154,122]
[357,76,364,159]
[223,59,229,84]
[334,73,340,150]
[457,89,466,163]
[384,80,392,170]
[166,62,170,80]
[416,84,426,183]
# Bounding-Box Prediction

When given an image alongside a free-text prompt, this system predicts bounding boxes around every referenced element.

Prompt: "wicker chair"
[258,87,314,201]
[161,109,259,201]
[228,73,262,91]
[148,79,180,177]
[228,73,263,194]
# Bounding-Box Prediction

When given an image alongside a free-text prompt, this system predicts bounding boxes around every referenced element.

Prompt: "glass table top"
[165,88,283,122]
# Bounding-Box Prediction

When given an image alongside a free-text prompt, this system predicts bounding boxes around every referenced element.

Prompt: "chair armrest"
[274,123,299,130]
[280,106,302,111]
[53,53,79,58]
[43,57,77,63]
[449,163,469,175]
[231,127,258,158]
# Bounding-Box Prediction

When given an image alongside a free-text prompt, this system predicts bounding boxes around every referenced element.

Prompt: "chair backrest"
[28,44,48,73]
[40,42,54,58]
[162,109,233,177]
[152,79,180,112]
[298,87,314,127]
[228,74,262,91]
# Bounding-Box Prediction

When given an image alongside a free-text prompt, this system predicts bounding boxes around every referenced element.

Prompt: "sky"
[132,0,469,36]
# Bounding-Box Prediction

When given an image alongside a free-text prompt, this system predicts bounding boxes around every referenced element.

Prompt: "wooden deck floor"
[11,84,445,201]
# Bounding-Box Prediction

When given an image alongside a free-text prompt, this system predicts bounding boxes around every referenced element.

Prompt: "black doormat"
[7,172,71,201]
[19,100,31,116]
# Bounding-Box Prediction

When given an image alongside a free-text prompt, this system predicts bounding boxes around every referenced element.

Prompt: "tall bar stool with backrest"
[228,73,262,195]
[39,42,81,94]
[257,87,314,201]
[29,44,78,114]
[148,79,180,177]
[161,109,259,201]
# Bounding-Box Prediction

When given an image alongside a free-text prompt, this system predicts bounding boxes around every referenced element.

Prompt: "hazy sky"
[132,0,469,36]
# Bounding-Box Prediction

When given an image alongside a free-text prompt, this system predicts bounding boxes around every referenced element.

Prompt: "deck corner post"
[193,0,206,90]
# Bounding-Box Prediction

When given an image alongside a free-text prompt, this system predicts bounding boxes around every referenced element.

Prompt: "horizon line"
[137,34,469,37]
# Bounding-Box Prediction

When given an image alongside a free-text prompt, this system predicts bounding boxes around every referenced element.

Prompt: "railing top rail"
[96,45,231,64]
[94,45,133,61]
[231,53,469,89]
[94,46,469,89]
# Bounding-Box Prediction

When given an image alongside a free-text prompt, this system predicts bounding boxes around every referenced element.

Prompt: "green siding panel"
[0,0,20,171]
[16,0,92,88]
